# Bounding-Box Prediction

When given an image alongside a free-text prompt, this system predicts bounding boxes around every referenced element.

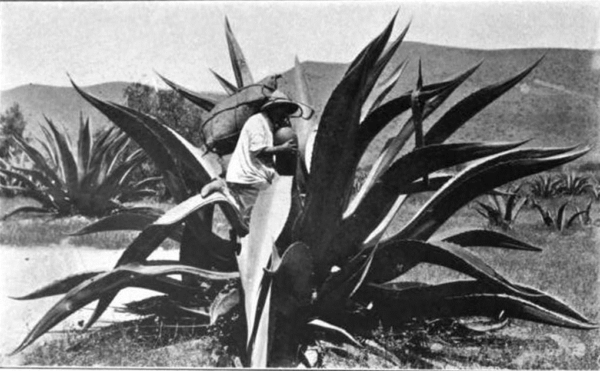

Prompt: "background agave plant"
[10,14,597,368]
[527,173,562,198]
[0,115,160,219]
[531,199,593,231]
[473,186,528,230]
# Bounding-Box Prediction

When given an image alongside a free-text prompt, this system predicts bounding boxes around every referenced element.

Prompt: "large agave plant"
[11,14,596,367]
[0,115,160,218]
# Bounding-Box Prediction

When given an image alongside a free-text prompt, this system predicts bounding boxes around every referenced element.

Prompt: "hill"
[2,42,598,165]
[277,42,600,166]
[1,82,130,138]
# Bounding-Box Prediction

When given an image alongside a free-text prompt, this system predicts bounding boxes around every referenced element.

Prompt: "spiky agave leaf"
[269,241,313,316]
[425,56,544,145]
[224,17,254,88]
[335,141,526,257]
[71,79,189,200]
[296,14,398,279]
[69,209,182,243]
[77,114,92,177]
[356,61,483,157]
[292,56,319,166]
[391,146,589,242]
[347,63,483,220]
[441,230,541,252]
[44,117,79,192]
[1,206,56,220]
[555,201,570,231]
[117,191,246,267]
[156,72,218,111]
[79,191,246,330]
[361,58,408,121]
[0,168,58,210]
[361,280,597,329]
[12,262,239,354]
[238,175,293,367]
[10,271,105,300]
[209,68,238,95]
[11,135,63,189]
[366,240,535,294]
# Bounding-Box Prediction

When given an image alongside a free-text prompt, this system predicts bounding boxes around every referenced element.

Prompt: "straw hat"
[261,91,301,115]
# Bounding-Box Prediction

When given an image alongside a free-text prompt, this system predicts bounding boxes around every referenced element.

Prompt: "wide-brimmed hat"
[261,91,302,115]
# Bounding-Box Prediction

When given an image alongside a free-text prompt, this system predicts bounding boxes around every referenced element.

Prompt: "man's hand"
[279,139,298,153]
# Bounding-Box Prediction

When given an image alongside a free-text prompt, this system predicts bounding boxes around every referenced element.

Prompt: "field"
[1,180,599,368]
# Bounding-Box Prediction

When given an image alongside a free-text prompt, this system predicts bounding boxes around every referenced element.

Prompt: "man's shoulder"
[244,112,270,130]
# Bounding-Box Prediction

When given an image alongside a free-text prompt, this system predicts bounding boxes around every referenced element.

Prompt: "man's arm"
[256,139,297,162]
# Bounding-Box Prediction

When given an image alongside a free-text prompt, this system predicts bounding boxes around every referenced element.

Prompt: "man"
[202,93,301,221]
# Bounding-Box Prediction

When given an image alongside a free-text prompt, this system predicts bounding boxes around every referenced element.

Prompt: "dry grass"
[0,197,178,249]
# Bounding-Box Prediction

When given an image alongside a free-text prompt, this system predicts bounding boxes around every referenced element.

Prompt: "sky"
[1,1,599,92]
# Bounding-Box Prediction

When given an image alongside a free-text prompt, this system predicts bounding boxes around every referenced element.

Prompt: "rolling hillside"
[2,42,598,165]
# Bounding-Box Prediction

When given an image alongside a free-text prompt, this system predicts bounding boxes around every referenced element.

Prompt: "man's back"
[226,112,275,185]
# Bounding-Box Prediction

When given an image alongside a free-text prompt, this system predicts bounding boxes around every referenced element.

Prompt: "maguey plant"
[0,115,160,218]
[474,186,528,230]
[11,13,596,367]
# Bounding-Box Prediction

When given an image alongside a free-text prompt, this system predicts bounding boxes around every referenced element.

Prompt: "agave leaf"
[5,167,69,211]
[69,210,183,242]
[349,66,483,222]
[12,135,63,188]
[361,195,409,249]
[307,319,362,347]
[367,240,532,296]
[44,117,79,192]
[566,210,587,229]
[292,56,319,165]
[129,176,163,191]
[356,61,483,161]
[506,193,527,223]
[339,142,525,254]
[411,59,425,148]
[476,201,503,225]
[361,14,407,103]
[442,230,541,252]
[94,151,146,200]
[117,104,220,186]
[556,201,569,231]
[12,262,238,354]
[508,281,595,325]
[37,125,60,167]
[71,79,189,200]
[316,243,378,315]
[394,174,453,194]
[344,10,397,77]
[425,57,544,145]
[1,165,55,191]
[156,72,218,111]
[270,241,313,316]
[210,288,241,325]
[391,146,589,241]
[209,69,238,95]
[531,200,554,227]
[237,175,293,367]
[363,279,597,329]
[225,17,254,88]
[2,206,55,220]
[10,271,105,300]
[297,15,396,277]
[0,168,54,203]
[362,58,408,121]
[117,191,246,267]
[78,114,92,175]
